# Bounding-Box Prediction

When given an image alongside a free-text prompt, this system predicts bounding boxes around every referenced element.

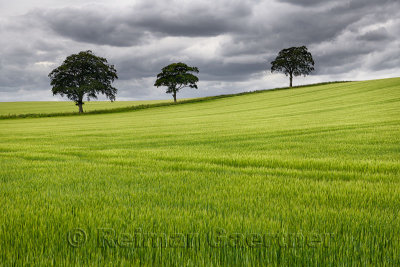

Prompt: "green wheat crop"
[0,78,399,266]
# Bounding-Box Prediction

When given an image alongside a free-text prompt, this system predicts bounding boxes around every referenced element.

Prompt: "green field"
[0,78,399,265]
[0,99,175,116]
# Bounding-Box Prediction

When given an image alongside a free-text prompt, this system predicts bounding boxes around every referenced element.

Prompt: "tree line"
[49,46,315,113]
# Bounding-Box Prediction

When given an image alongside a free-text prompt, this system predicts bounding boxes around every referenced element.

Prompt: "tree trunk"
[289,74,293,88]
[173,91,177,103]
[75,99,83,113]
[78,103,83,113]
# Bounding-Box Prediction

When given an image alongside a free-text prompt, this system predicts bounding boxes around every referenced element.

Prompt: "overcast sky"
[0,0,399,101]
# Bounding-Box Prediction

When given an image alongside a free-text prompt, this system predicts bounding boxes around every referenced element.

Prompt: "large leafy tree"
[49,50,118,113]
[271,46,315,87]
[154,62,199,102]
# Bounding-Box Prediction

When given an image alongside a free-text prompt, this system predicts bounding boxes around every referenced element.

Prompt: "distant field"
[0,99,175,116]
[0,78,399,265]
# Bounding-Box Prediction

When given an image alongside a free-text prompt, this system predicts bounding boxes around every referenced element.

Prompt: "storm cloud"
[0,0,399,101]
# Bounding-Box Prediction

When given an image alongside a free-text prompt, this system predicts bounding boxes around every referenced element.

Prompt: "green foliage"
[49,50,118,112]
[271,46,315,87]
[0,78,400,265]
[154,62,199,102]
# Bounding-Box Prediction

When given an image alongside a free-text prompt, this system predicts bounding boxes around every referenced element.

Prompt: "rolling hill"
[0,77,399,265]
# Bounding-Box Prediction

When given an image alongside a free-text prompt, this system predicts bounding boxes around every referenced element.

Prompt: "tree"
[49,50,118,113]
[271,46,315,87]
[154,62,199,102]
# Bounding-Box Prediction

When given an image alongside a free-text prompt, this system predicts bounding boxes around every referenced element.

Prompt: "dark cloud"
[132,1,253,37]
[0,0,399,101]
[357,28,392,42]
[371,55,400,72]
[197,61,266,81]
[36,8,149,47]
[277,0,327,6]
[278,0,398,8]
[35,1,254,47]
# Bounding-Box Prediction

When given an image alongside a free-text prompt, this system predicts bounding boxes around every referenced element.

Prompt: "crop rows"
[0,78,399,265]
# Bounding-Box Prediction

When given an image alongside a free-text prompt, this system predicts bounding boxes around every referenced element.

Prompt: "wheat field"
[0,78,399,265]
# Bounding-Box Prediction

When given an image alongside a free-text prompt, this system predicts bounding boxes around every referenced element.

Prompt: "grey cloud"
[115,54,265,83]
[277,0,326,6]
[334,0,399,11]
[35,1,254,47]
[219,0,399,79]
[131,0,253,35]
[0,15,74,95]
[278,0,398,8]
[117,56,166,80]
[357,28,392,42]
[197,61,266,81]
[36,8,150,47]
[370,54,400,72]
[219,9,358,59]
[0,0,399,102]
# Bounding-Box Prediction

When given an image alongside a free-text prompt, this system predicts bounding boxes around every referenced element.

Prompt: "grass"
[0,99,175,117]
[0,77,399,265]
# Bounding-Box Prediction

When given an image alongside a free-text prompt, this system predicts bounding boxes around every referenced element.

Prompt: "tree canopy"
[154,62,199,102]
[271,46,315,87]
[48,50,118,113]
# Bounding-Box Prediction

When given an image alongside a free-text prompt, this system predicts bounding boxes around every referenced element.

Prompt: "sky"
[0,0,399,102]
